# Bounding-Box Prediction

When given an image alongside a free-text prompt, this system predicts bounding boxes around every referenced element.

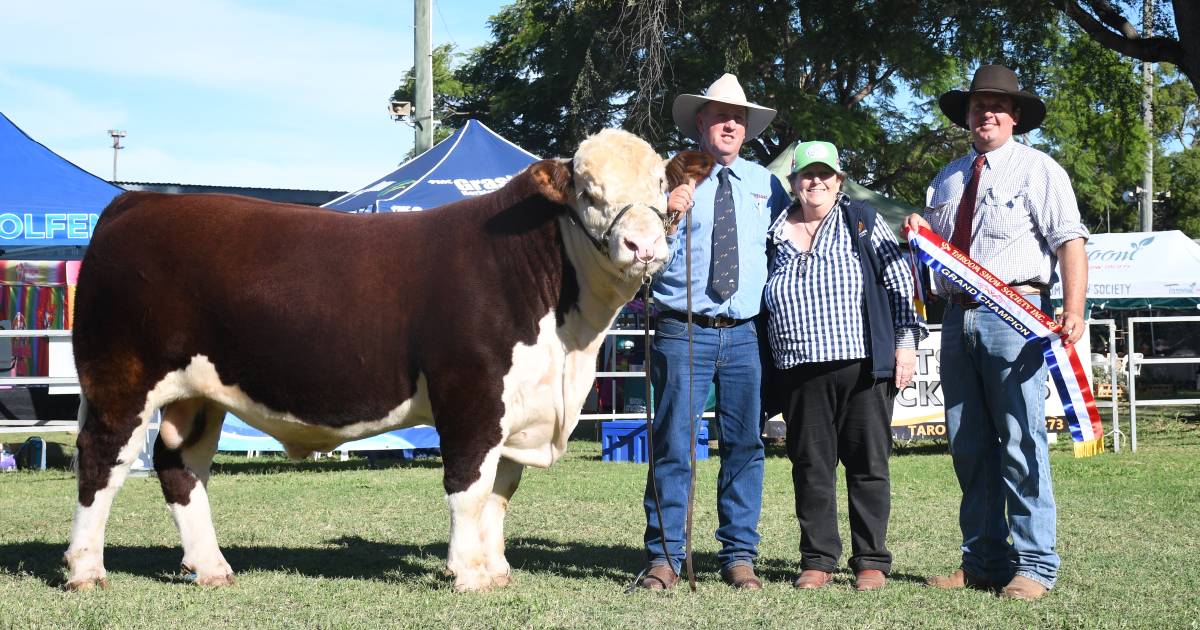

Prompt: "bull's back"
[74,192,440,423]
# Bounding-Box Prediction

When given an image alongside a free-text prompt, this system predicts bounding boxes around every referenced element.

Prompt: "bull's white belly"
[140,356,434,455]
[497,311,600,469]
[137,309,600,464]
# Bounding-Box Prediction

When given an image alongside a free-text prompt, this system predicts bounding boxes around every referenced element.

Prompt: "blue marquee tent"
[218,415,441,455]
[323,118,539,214]
[0,112,122,257]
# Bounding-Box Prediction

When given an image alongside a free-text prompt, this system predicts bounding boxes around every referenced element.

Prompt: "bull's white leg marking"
[480,457,524,586]
[170,487,233,586]
[64,409,152,590]
[169,404,233,585]
[446,447,503,592]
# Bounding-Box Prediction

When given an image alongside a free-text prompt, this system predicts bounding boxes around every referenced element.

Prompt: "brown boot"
[639,563,678,590]
[720,564,762,590]
[926,568,994,591]
[1000,575,1049,601]
[854,569,887,591]
[793,569,833,590]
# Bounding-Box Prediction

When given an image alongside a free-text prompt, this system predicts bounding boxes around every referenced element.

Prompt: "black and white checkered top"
[765,194,926,370]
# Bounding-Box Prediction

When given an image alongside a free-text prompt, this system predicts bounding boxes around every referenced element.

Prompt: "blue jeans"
[643,316,764,572]
[941,301,1059,589]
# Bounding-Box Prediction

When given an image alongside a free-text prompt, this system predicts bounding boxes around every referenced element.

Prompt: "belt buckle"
[713,315,736,328]
[952,293,979,309]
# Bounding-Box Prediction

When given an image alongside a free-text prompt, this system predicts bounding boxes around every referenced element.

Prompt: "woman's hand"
[894,347,917,389]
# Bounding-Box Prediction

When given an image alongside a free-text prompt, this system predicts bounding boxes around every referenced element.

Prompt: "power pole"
[414,0,434,155]
[107,129,126,182]
[1140,0,1154,232]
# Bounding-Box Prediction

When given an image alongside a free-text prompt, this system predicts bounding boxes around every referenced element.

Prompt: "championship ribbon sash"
[904,225,1105,458]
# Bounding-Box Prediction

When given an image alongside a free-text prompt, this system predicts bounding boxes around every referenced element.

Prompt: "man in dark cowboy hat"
[637,74,788,591]
[906,64,1089,600]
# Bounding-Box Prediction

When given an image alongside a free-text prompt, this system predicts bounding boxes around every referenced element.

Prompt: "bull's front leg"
[479,457,524,587]
[444,447,503,592]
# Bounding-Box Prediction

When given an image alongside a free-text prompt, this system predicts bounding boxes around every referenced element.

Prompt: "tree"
[1160,148,1200,234]
[1054,0,1200,96]
[454,0,1061,207]
[1153,64,1200,148]
[1037,27,1149,233]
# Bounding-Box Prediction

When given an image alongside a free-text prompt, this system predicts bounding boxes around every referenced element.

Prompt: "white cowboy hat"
[672,73,777,142]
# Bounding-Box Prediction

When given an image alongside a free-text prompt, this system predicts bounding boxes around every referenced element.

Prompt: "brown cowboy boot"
[1000,575,1049,601]
[926,568,995,591]
[720,564,762,590]
[639,563,678,590]
[793,569,833,589]
[854,569,887,591]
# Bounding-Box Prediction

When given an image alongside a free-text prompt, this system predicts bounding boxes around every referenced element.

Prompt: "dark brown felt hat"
[938,65,1046,135]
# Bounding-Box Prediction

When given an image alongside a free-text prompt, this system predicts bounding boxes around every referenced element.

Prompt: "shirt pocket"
[978,185,1027,239]
[923,193,956,232]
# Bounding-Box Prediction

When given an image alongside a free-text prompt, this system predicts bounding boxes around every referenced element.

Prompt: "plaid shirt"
[765,194,926,370]
[924,139,1089,295]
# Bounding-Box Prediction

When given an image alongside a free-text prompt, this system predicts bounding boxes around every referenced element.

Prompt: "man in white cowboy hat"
[638,73,789,591]
[906,64,1089,601]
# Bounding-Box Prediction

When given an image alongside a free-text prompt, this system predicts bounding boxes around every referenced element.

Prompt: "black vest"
[842,199,896,378]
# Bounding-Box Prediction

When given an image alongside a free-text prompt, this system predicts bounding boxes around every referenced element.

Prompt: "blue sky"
[1,1,506,191]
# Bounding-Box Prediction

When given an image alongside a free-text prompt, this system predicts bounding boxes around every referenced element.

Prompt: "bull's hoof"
[451,569,513,592]
[194,572,236,587]
[489,571,513,589]
[452,568,500,593]
[64,576,109,592]
[182,562,236,587]
[453,578,493,593]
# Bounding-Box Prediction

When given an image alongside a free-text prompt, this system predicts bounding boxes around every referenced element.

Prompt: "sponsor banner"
[0,211,98,245]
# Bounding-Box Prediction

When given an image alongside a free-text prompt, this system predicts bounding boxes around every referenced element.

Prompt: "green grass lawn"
[2,410,1198,629]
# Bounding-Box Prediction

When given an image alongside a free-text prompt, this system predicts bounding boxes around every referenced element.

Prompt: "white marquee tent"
[1051,230,1200,311]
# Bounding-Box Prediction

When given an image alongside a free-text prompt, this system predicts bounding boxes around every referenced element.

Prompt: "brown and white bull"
[64,129,711,592]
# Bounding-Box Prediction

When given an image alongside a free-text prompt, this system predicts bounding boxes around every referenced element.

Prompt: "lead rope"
[627,201,697,594]
[640,278,671,580]
[682,201,697,592]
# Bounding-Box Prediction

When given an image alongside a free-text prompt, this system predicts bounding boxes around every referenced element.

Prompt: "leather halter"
[566,201,670,257]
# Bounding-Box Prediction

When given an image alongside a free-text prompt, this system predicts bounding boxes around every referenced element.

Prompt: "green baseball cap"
[790,140,843,175]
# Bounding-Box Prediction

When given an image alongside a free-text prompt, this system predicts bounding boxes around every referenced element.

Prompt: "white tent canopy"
[1050,230,1200,310]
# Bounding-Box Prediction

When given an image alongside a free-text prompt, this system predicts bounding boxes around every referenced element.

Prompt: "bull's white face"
[570,129,670,280]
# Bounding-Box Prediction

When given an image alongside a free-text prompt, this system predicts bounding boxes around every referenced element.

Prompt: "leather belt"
[659,310,751,329]
[949,282,1048,310]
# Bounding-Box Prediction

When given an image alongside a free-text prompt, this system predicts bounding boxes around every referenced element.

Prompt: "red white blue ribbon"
[904,225,1104,457]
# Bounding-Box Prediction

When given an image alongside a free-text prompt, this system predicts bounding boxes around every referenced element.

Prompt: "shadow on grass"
[1,534,938,591]
[210,455,442,475]
[0,535,724,589]
[892,440,949,457]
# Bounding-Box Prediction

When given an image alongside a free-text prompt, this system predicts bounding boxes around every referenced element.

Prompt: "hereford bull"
[64,129,712,592]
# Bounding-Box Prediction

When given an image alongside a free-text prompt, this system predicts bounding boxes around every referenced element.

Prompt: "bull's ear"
[665,150,714,190]
[528,159,574,205]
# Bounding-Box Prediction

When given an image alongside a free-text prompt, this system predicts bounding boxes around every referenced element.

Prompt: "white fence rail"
[0,329,79,434]
[1127,315,1200,452]
[5,316,1196,454]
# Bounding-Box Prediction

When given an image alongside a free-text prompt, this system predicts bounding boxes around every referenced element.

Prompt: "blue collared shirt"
[652,156,790,319]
